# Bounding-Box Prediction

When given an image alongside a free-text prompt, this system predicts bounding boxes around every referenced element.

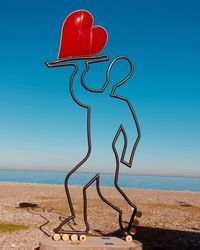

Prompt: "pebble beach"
[0,182,200,250]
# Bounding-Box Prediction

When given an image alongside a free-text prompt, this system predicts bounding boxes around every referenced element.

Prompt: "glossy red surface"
[58,10,108,59]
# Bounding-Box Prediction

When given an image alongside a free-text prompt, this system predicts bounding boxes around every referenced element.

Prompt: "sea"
[0,169,199,192]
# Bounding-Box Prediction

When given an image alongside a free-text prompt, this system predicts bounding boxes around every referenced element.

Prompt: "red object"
[58,10,108,59]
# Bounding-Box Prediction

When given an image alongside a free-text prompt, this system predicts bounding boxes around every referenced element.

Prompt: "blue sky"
[0,0,200,177]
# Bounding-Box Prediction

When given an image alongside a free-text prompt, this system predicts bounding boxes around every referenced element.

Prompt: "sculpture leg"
[82,174,101,233]
[95,175,124,231]
[114,169,138,233]
[54,159,87,233]
[54,171,76,233]
[54,172,100,234]
[113,142,138,234]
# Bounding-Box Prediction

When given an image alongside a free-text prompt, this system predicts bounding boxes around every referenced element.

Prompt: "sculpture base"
[39,236,142,250]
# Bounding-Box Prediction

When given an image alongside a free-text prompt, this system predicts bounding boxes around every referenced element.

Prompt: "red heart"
[58,10,108,59]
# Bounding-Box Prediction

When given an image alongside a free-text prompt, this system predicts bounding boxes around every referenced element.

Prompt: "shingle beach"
[0,182,199,250]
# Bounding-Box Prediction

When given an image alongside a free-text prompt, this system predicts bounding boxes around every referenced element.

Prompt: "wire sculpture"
[46,54,141,240]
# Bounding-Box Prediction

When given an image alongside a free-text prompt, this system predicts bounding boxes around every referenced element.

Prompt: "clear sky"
[0,0,200,177]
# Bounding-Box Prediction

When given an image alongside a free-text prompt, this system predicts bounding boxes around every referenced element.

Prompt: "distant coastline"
[0,167,199,178]
[0,169,199,192]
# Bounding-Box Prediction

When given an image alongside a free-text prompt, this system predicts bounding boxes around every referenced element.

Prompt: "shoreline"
[0,181,199,193]
[0,182,200,249]
[1,170,199,192]
[1,168,200,179]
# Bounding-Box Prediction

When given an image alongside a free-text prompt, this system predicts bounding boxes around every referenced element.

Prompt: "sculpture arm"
[120,101,141,168]
[69,64,94,107]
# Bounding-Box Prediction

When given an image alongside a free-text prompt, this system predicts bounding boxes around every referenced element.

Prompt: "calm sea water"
[0,170,199,192]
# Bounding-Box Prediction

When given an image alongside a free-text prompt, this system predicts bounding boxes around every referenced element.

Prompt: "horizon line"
[0,167,199,179]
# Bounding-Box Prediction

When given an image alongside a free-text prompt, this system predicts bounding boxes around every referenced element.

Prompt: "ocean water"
[0,169,199,192]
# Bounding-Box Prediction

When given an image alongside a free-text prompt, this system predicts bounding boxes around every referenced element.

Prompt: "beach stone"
[39,236,143,250]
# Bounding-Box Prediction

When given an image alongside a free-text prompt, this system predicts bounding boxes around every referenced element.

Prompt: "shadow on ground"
[100,226,200,250]
[18,202,38,208]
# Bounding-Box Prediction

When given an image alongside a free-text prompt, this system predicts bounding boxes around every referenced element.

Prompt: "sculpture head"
[81,55,133,94]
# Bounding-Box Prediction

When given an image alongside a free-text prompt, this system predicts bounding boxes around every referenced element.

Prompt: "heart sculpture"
[58,10,108,59]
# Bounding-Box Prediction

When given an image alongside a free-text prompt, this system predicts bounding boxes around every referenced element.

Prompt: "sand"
[0,182,199,250]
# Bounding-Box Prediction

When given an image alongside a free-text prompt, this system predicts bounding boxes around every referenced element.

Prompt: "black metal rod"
[46,54,141,235]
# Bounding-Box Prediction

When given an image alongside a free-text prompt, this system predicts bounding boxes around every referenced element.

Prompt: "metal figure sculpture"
[46,54,141,241]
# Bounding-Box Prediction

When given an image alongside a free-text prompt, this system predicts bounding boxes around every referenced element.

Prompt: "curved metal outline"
[46,54,141,235]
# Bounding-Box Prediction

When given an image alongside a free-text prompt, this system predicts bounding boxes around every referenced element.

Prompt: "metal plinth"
[39,236,142,250]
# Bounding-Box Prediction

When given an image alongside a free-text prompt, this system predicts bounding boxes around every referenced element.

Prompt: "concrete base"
[39,236,142,250]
